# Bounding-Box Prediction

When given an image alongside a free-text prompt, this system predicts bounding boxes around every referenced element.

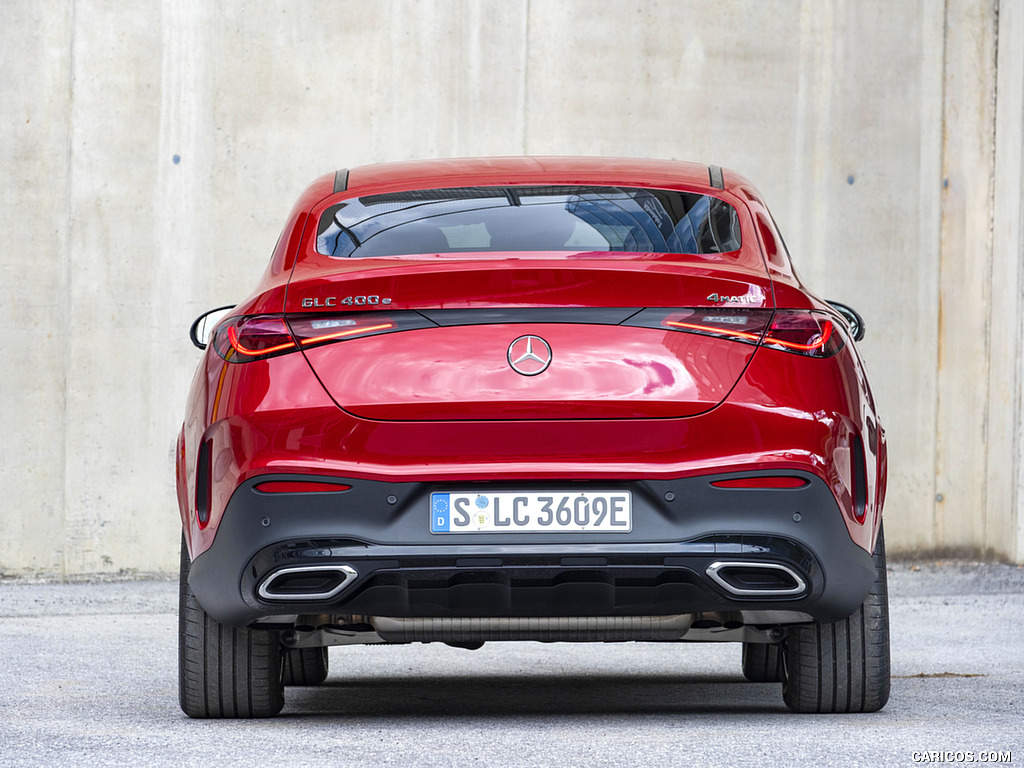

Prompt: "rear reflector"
[711,477,809,489]
[254,481,352,494]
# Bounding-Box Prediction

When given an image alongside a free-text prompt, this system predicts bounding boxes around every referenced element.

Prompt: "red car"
[176,157,888,717]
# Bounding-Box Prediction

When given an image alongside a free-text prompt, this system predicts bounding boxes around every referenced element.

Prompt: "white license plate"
[430,491,632,534]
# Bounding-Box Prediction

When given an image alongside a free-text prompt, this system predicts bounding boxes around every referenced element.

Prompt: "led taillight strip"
[227,325,296,357]
[765,321,834,352]
[664,320,763,343]
[299,322,394,346]
[227,322,395,356]
[665,318,835,352]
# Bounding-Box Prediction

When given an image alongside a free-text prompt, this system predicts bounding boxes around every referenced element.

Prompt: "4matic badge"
[706,292,760,304]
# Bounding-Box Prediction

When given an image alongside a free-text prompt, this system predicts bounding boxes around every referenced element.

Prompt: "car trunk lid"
[286,254,773,420]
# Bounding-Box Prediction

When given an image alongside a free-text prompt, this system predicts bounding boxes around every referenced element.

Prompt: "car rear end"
[176,158,887,716]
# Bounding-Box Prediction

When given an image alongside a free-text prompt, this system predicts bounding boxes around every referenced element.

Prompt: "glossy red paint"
[179,340,882,557]
[177,156,884,563]
[283,257,774,315]
[302,323,757,420]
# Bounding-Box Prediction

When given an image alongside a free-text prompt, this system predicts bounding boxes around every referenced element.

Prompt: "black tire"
[282,647,329,686]
[782,525,891,713]
[178,538,284,718]
[742,642,784,683]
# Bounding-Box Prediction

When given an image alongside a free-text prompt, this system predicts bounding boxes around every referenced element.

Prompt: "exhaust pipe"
[705,561,806,597]
[258,565,357,601]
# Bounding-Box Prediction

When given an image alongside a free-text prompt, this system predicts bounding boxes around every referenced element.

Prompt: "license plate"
[430,491,632,534]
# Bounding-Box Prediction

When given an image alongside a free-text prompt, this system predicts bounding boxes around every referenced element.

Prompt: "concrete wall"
[2,0,1021,576]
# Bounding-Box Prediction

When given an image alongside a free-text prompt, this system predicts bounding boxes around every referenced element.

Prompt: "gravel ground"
[0,562,1021,768]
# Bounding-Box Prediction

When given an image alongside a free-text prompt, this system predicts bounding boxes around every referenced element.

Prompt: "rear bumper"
[188,471,875,627]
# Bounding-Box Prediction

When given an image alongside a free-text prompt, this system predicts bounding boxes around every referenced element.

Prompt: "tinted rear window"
[316,186,741,257]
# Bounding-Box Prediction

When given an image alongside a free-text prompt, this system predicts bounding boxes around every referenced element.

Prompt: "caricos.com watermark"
[911,752,1012,764]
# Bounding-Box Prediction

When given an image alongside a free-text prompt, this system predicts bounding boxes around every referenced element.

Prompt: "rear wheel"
[178,538,284,718]
[742,642,784,683]
[782,526,891,713]
[283,647,329,686]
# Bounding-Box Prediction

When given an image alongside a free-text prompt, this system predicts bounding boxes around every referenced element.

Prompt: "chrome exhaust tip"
[705,561,807,597]
[257,565,357,601]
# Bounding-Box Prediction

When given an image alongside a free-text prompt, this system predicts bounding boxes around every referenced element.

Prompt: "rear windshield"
[316,186,741,258]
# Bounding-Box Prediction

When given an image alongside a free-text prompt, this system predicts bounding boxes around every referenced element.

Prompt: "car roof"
[341,156,735,197]
[265,157,785,294]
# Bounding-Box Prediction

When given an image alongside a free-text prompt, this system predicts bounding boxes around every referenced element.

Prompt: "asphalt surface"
[0,562,1021,768]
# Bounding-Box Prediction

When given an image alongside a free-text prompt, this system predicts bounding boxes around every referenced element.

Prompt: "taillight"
[761,310,844,357]
[626,308,772,345]
[665,308,773,345]
[212,312,435,363]
[624,308,845,357]
[289,315,398,345]
[216,316,297,361]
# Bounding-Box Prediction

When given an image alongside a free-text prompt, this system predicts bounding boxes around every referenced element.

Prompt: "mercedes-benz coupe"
[176,157,888,717]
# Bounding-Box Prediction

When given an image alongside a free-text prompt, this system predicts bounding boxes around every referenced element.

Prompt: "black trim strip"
[708,165,724,189]
[418,308,642,327]
[333,168,350,194]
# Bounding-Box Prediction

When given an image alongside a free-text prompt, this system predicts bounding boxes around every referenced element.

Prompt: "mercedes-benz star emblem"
[507,335,552,376]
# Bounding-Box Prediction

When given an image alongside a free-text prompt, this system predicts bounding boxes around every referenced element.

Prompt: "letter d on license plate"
[430,491,632,534]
